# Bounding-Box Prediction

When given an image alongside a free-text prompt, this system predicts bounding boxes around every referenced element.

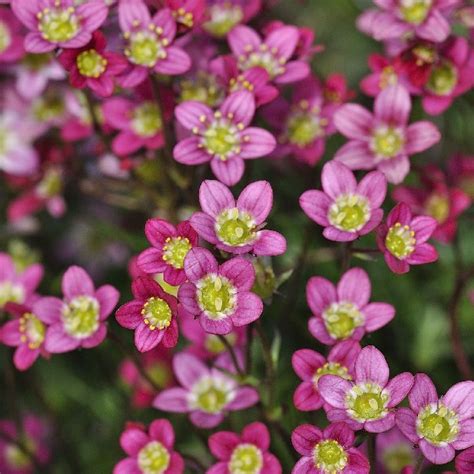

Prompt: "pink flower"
[178,247,263,335]
[0,253,43,309]
[334,84,441,184]
[208,422,282,474]
[396,374,474,464]
[114,419,184,474]
[319,346,414,432]
[190,180,286,256]
[137,219,198,286]
[456,447,474,473]
[115,277,179,352]
[448,153,474,199]
[376,202,438,274]
[300,161,387,242]
[58,30,128,97]
[173,90,276,186]
[0,7,24,63]
[291,422,370,473]
[11,0,108,53]
[153,352,259,428]
[165,0,205,31]
[305,268,395,345]
[228,24,310,84]
[292,340,361,412]
[35,266,119,353]
[118,1,191,88]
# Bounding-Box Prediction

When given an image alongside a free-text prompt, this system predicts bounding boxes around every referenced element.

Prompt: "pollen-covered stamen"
[124,27,168,67]
[197,274,237,319]
[141,297,172,331]
[179,73,224,106]
[76,49,107,78]
[399,0,433,24]
[229,443,263,474]
[238,43,286,79]
[385,222,416,259]
[200,113,241,161]
[412,44,437,66]
[173,7,194,28]
[286,101,327,147]
[131,102,162,137]
[328,193,371,232]
[0,281,25,308]
[137,440,171,474]
[19,312,45,349]
[215,207,257,247]
[0,22,11,53]
[313,439,348,473]
[346,382,390,422]
[37,6,79,43]
[189,375,236,413]
[203,3,244,37]
[322,301,365,340]
[205,333,237,354]
[416,403,459,446]
[162,236,192,269]
[382,443,415,474]
[62,295,100,339]
[425,193,450,223]
[371,126,405,159]
[426,61,458,96]
[313,362,352,385]
[229,75,255,94]
[380,66,398,89]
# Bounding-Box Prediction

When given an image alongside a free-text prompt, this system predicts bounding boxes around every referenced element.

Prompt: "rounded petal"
[318,375,352,409]
[184,247,218,282]
[174,137,210,165]
[120,428,148,457]
[199,180,235,217]
[96,285,120,320]
[374,84,411,125]
[386,372,414,407]
[323,422,355,448]
[299,190,331,226]
[334,141,376,170]
[228,25,262,57]
[137,248,168,274]
[357,171,387,208]
[396,408,419,443]
[291,424,322,456]
[377,155,410,185]
[226,386,259,410]
[334,104,373,139]
[62,266,94,299]
[236,180,272,224]
[337,268,371,308]
[44,323,80,353]
[306,276,337,315]
[173,352,209,389]
[153,387,189,412]
[13,345,40,371]
[410,216,437,243]
[189,212,218,244]
[149,419,174,449]
[220,258,255,291]
[419,439,455,465]
[405,121,441,154]
[208,432,240,460]
[293,381,322,411]
[292,349,325,379]
[321,161,357,199]
[355,346,389,386]
[408,373,438,412]
[220,91,255,128]
[242,422,270,450]
[451,419,474,450]
[155,46,191,75]
[210,156,245,186]
[134,324,164,352]
[362,303,395,332]
[239,127,276,159]
[175,101,213,131]
[33,297,63,324]
[177,283,200,315]
[253,230,287,256]
[232,292,263,326]
[115,302,143,329]
[442,381,474,419]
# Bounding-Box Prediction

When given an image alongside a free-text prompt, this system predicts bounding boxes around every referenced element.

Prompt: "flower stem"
[217,335,244,376]
[367,433,377,474]
[255,320,276,411]
[413,453,424,474]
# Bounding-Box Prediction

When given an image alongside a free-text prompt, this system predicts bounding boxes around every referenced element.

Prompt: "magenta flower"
[165,0,206,31]
[228,24,310,84]
[291,422,369,473]
[114,419,184,474]
[456,447,474,473]
[116,277,179,353]
[11,0,108,53]
[319,346,414,432]
[173,90,276,186]
[0,253,43,309]
[306,268,395,345]
[190,180,286,256]
[376,202,438,274]
[334,84,441,184]
[208,422,282,474]
[35,266,119,353]
[375,426,419,473]
[396,374,474,464]
[118,1,191,88]
[292,340,361,412]
[153,352,259,428]
[137,219,198,286]
[0,7,24,63]
[178,247,263,335]
[58,31,128,98]
[300,161,387,241]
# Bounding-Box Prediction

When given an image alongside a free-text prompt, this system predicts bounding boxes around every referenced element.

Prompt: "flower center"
[190,375,235,413]
[229,444,263,474]
[382,443,415,474]
[19,312,45,349]
[202,121,240,160]
[179,73,224,107]
[426,61,458,96]
[141,297,172,330]
[346,382,389,422]
[372,126,404,158]
[313,440,348,473]
[322,302,365,340]
[62,295,100,339]
[412,44,437,65]
[145,362,171,389]
[0,281,25,308]
[36,168,63,198]
[172,7,194,28]
[239,45,285,79]
[197,275,237,319]
[203,4,244,37]
[314,362,352,386]
[399,0,432,24]
[385,223,416,259]
[0,21,11,53]
[5,443,31,470]
[287,109,325,147]
[380,66,398,89]
[126,30,166,67]
[328,193,371,232]
[215,207,256,246]
[137,440,170,474]
[162,236,192,269]
[76,49,107,78]
[33,94,65,122]
[416,403,459,446]
[37,7,79,43]
[425,193,449,223]
[205,333,237,354]
[131,103,162,137]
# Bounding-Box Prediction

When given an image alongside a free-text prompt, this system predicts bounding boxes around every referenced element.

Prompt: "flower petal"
[306,277,337,315]
[291,424,322,456]
[318,375,352,409]
[405,121,441,155]
[199,180,235,217]
[355,345,389,386]
[334,104,373,139]
[62,266,94,299]
[374,84,411,125]
[362,303,395,332]
[337,268,371,308]
[321,161,357,200]
[386,372,414,407]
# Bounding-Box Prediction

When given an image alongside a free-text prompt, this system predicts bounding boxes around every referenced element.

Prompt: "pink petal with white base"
[355,346,389,386]
[337,268,371,308]
[184,248,218,282]
[199,180,235,217]
[321,161,357,200]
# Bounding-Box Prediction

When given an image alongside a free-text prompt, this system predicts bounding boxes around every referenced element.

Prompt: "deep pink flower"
[116,277,179,352]
[114,419,184,474]
[319,345,414,432]
[228,24,310,84]
[178,247,263,335]
[137,219,198,286]
[173,90,276,186]
[208,422,282,474]
[291,422,370,473]
[305,267,395,345]
[190,180,286,256]
[300,161,387,242]
[334,84,441,184]
[165,0,206,31]
[396,374,474,464]
[118,1,191,88]
[153,352,259,428]
[292,340,361,412]
[0,7,24,63]
[35,266,119,353]
[376,202,438,274]
[448,153,474,199]
[456,447,474,473]
[11,0,108,53]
